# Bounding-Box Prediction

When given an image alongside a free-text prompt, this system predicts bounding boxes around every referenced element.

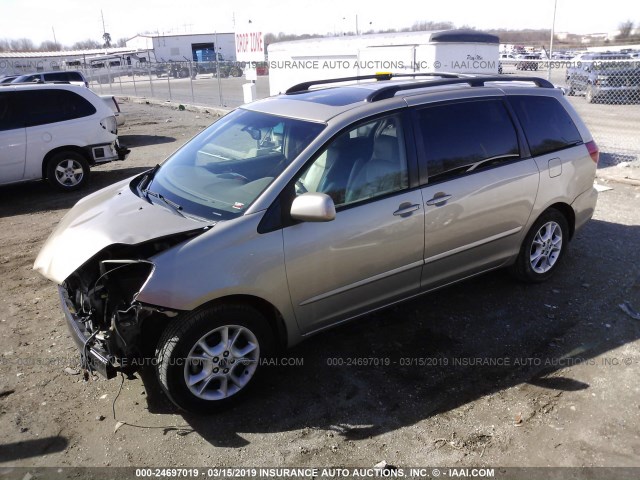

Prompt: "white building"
[125,33,236,62]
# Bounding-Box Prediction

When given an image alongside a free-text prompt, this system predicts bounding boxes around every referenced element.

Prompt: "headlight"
[100,116,118,135]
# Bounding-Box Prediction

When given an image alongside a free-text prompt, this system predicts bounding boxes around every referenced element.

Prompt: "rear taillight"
[586,140,599,164]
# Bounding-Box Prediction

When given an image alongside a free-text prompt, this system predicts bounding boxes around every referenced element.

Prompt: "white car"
[100,95,126,126]
[0,84,129,191]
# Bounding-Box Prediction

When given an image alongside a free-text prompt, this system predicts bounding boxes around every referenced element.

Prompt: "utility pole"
[548,0,557,80]
[101,10,106,35]
[52,26,58,49]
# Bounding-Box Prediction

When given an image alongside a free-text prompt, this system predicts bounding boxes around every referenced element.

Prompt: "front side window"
[147,109,325,221]
[416,99,520,182]
[509,95,582,157]
[295,114,408,207]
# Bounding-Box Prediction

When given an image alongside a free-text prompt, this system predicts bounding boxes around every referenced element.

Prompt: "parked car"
[566,54,639,103]
[11,70,89,87]
[0,75,18,84]
[499,53,517,65]
[34,73,598,413]
[0,84,129,190]
[100,95,126,126]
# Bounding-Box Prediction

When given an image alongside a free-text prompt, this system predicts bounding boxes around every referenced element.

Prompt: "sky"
[1,0,638,46]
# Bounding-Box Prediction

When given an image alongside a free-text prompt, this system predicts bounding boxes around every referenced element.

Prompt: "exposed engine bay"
[60,231,203,377]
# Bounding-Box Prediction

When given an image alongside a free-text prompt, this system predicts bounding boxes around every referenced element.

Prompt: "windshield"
[142,109,325,221]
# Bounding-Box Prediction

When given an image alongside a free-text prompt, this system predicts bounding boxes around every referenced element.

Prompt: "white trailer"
[268,30,500,95]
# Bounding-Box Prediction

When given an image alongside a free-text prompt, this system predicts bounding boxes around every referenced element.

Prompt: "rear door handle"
[425,194,452,206]
[393,203,421,217]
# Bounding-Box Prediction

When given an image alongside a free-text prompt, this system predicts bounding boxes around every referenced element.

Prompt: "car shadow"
[118,134,176,148]
[138,218,640,448]
[0,166,149,218]
[0,436,68,462]
[598,151,638,168]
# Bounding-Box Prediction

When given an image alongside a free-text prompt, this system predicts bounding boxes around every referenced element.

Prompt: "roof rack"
[285,72,461,94]
[284,72,554,101]
[367,76,554,102]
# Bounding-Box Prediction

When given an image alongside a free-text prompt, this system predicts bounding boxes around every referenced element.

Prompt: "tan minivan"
[34,74,598,412]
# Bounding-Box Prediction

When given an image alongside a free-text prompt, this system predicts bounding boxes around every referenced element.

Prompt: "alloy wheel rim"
[529,221,563,274]
[55,159,84,186]
[184,325,260,401]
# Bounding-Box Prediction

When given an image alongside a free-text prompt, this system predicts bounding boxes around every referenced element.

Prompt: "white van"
[0,84,129,190]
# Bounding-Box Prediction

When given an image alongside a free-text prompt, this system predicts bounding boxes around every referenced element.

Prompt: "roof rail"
[367,76,555,101]
[285,72,461,94]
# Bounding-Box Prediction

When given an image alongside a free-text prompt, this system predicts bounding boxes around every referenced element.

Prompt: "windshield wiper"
[143,188,186,218]
[138,164,160,197]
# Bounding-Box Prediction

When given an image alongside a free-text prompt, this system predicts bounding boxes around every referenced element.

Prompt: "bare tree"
[410,21,455,32]
[617,20,634,39]
[116,37,128,48]
[9,38,35,51]
[72,39,101,50]
[103,32,112,48]
[39,40,62,51]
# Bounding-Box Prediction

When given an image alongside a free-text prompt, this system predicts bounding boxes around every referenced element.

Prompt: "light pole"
[548,0,558,80]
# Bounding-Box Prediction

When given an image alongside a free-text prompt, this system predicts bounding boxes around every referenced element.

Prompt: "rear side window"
[415,99,520,182]
[508,95,582,156]
[43,72,68,82]
[0,93,24,131]
[14,90,96,127]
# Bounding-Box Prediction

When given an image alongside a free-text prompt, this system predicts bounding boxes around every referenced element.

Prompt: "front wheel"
[46,152,90,191]
[509,209,569,283]
[155,304,274,413]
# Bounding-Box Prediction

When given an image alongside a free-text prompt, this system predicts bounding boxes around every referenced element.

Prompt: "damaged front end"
[59,234,198,378]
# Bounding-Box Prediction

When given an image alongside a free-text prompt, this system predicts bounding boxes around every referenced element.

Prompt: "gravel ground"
[0,100,639,474]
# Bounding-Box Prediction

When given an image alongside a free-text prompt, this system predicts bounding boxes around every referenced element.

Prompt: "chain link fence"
[83,56,639,183]
[81,61,269,109]
[500,57,640,181]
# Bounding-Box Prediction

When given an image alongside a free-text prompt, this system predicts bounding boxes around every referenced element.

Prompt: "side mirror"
[290,193,336,222]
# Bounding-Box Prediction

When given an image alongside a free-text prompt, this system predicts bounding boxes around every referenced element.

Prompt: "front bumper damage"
[55,233,206,379]
[59,285,116,378]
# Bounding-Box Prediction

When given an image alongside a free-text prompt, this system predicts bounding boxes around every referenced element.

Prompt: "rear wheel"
[156,304,274,413]
[510,208,569,283]
[46,151,89,191]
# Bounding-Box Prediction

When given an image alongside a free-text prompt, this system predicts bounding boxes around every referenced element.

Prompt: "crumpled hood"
[34,177,209,284]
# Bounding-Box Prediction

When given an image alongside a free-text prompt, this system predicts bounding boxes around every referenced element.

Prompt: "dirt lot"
[0,100,639,474]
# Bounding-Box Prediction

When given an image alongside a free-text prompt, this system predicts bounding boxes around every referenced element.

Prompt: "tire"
[509,208,569,283]
[46,151,90,191]
[155,304,275,413]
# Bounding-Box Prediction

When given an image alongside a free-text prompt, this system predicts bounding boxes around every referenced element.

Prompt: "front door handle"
[425,194,452,206]
[393,203,421,217]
